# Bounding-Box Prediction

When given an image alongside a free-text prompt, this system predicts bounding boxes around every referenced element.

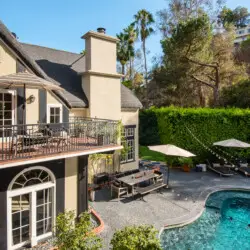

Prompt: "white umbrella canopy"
[148,144,196,157]
[213,139,250,148]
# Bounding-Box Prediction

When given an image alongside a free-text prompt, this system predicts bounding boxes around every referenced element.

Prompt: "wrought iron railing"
[0,118,119,162]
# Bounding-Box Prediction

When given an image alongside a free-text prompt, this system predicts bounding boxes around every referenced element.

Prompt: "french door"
[8,184,54,249]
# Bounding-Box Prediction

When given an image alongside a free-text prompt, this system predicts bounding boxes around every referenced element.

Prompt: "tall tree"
[133,9,155,89]
[116,32,130,79]
[157,0,224,37]
[219,6,249,28]
[160,15,246,106]
[124,24,138,82]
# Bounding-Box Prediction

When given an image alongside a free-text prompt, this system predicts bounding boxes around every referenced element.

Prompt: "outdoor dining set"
[111,169,167,200]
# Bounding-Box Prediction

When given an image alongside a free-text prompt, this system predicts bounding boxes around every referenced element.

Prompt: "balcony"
[0,117,120,164]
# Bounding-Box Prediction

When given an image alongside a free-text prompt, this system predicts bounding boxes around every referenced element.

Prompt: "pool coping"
[159,185,250,236]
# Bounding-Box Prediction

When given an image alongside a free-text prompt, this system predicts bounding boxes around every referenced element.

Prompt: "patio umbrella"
[213,139,250,148]
[0,72,63,129]
[0,72,63,90]
[148,144,196,186]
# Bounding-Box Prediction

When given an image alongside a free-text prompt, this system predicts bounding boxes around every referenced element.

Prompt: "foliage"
[133,9,155,90]
[110,225,162,250]
[219,6,249,28]
[140,107,250,162]
[139,146,166,162]
[157,0,224,37]
[158,15,246,107]
[54,211,102,250]
[117,32,132,76]
[220,80,250,108]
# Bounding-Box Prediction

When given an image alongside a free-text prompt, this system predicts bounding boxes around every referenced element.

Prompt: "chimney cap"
[97,27,106,34]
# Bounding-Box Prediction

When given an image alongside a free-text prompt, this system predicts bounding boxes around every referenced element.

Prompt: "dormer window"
[47,104,62,124]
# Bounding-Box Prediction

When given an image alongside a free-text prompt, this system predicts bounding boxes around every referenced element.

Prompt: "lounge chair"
[238,163,250,177]
[206,160,234,177]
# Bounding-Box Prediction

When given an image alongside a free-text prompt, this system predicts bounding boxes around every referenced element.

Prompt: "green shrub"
[110,225,162,250]
[140,107,250,162]
[54,211,102,250]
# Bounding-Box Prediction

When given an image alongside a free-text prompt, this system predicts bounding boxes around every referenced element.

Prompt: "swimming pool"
[160,190,250,250]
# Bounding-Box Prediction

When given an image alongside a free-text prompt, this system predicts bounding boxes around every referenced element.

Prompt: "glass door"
[36,188,53,238]
[11,194,30,247]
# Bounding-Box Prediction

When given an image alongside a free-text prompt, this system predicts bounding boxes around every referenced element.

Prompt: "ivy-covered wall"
[140,107,250,162]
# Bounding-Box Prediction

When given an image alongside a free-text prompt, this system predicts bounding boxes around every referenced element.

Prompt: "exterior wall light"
[26,95,36,104]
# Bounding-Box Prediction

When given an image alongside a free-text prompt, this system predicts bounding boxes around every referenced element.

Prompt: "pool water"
[160,191,250,250]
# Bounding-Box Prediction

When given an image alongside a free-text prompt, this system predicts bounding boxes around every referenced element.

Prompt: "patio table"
[117,171,156,196]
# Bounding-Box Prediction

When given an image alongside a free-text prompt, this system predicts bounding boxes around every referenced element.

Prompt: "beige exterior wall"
[120,109,139,172]
[85,36,117,74]
[26,88,39,124]
[82,75,121,120]
[65,157,78,213]
[0,41,16,76]
[47,91,62,105]
[69,108,88,118]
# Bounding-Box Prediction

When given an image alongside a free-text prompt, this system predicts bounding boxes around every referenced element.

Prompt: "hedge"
[139,107,250,162]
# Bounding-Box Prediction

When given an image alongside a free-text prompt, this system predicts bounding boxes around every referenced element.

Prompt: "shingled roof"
[0,19,142,109]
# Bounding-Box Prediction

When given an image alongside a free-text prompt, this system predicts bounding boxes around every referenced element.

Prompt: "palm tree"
[124,24,138,82]
[133,9,155,87]
[116,32,130,80]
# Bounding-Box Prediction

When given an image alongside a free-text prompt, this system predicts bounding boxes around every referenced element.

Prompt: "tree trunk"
[198,85,205,107]
[213,87,219,107]
[121,63,125,82]
[142,39,148,106]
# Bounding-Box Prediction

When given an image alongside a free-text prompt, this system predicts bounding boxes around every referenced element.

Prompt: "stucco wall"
[120,109,139,171]
[0,41,16,76]
[69,108,88,118]
[86,36,117,74]
[65,157,78,213]
[82,75,121,120]
[47,91,62,105]
[26,88,39,124]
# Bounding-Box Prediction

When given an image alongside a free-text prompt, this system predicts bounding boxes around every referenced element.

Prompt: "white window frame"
[121,125,136,164]
[47,104,62,124]
[0,90,17,141]
[7,167,56,250]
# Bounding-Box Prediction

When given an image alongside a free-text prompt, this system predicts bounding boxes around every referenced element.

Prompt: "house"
[234,23,250,46]
[0,20,142,249]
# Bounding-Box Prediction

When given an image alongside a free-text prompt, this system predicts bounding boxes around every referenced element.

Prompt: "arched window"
[7,167,55,249]
[9,168,54,190]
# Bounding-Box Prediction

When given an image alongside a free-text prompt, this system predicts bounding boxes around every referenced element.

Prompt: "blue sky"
[1,0,250,67]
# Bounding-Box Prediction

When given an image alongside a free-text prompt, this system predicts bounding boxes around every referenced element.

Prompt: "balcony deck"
[0,118,120,167]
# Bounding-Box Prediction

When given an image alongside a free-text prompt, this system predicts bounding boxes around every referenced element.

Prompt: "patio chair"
[111,180,128,199]
[154,171,164,184]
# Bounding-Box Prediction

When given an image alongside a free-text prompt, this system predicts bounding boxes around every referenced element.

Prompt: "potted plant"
[179,157,193,172]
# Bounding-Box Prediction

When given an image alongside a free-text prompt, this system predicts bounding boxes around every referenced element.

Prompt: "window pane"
[44,218,52,233]
[54,108,60,115]
[21,226,29,242]
[50,116,54,123]
[21,194,30,211]
[45,203,52,218]
[37,190,44,206]
[4,102,12,111]
[12,196,21,213]
[54,115,60,123]
[12,212,20,229]
[50,108,55,115]
[37,205,44,221]
[37,221,44,236]
[21,210,29,226]
[4,120,12,125]
[4,93,12,101]
[0,94,3,101]
[4,111,12,119]
[12,228,20,245]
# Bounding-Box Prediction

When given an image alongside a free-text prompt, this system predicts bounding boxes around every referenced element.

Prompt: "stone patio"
[91,167,250,249]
